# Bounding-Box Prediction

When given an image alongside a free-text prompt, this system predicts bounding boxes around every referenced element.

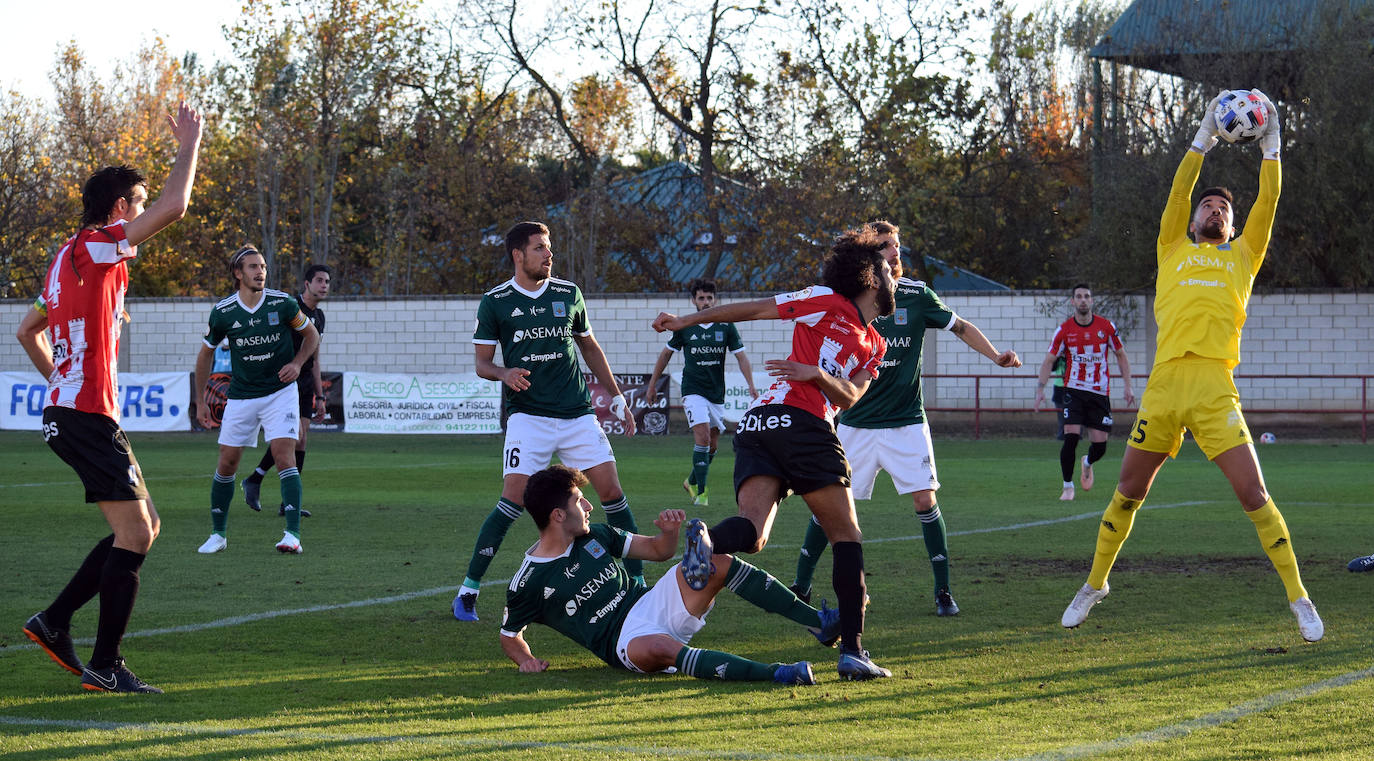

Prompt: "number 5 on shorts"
[1131,418,1148,444]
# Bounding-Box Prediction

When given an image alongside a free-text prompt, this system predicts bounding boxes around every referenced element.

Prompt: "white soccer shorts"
[218,384,300,448]
[615,564,711,673]
[682,394,727,432]
[502,412,616,477]
[837,421,940,499]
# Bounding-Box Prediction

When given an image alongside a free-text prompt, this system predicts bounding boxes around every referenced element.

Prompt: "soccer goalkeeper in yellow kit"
[1061,90,1323,642]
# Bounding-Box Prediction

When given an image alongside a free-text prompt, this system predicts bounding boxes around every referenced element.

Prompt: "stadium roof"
[548,160,1008,292]
[1089,0,1374,80]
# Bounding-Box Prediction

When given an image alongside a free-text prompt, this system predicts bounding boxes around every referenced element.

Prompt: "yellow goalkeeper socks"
[1247,499,1308,602]
[1087,490,1143,589]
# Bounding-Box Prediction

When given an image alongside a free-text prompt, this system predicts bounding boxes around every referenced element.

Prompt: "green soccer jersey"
[203,288,308,400]
[475,278,594,419]
[666,322,744,404]
[499,524,646,667]
[838,277,956,428]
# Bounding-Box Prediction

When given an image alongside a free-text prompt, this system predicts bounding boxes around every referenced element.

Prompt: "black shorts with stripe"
[42,407,150,504]
[1062,389,1114,432]
[731,404,850,501]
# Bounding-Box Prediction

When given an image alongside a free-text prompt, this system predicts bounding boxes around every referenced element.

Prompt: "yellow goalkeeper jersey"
[1153,150,1280,369]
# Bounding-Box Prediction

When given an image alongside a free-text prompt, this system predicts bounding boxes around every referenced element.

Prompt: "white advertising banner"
[343,372,502,434]
[721,371,771,423]
[0,371,191,432]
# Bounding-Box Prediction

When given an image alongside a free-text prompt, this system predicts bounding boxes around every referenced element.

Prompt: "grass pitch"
[1,430,1371,760]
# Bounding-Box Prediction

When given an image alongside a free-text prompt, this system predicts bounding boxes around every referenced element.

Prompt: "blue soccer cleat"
[773,661,816,686]
[680,519,714,590]
[837,648,891,681]
[453,590,479,621]
[808,600,841,647]
[1348,554,1374,573]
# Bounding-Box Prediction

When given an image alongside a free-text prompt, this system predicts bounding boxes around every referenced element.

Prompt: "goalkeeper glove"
[1252,89,1281,160]
[1191,91,1226,154]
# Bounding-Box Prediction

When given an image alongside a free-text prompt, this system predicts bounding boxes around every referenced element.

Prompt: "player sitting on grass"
[499,465,837,685]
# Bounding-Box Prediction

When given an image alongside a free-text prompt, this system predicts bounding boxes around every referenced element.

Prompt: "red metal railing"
[924,374,1372,442]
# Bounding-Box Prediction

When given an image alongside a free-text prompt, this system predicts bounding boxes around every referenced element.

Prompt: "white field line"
[0,500,1203,656]
[1010,664,1374,761]
[3,663,1373,761]
[0,715,909,761]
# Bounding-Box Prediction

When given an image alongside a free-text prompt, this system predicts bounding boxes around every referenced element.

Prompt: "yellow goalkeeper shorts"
[1126,356,1253,460]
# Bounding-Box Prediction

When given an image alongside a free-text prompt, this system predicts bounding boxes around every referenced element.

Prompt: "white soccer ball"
[1259,431,1277,444]
[1214,90,1269,144]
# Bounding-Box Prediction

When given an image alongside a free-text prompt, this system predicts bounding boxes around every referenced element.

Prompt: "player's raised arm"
[124,102,203,247]
[1237,89,1283,261]
[653,297,777,333]
[1160,93,1224,254]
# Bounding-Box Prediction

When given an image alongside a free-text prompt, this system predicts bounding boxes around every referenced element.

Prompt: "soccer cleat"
[772,661,816,686]
[1348,554,1374,573]
[242,479,262,511]
[935,588,960,617]
[1080,455,1095,491]
[682,479,695,499]
[197,534,227,554]
[1059,485,1075,501]
[808,600,841,647]
[680,519,715,591]
[453,591,479,621]
[789,583,812,605]
[1061,581,1109,628]
[23,611,84,675]
[1290,597,1324,642]
[275,532,303,554]
[693,491,709,507]
[278,504,311,518]
[81,658,162,693]
[837,648,891,681]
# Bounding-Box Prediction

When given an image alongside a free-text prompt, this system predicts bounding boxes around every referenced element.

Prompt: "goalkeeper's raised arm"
[1237,90,1282,259]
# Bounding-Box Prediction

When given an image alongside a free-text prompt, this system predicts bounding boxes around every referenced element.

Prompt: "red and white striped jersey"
[1048,314,1124,396]
[749,285,886,423]
[39,221,136,421]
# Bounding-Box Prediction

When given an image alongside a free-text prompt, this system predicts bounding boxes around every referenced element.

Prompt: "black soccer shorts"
[732,404,851,501]
[42,407,150,503]
[1062,389,1114,432]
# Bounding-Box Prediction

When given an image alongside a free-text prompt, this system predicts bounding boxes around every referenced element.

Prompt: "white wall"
[4,291,1371,410]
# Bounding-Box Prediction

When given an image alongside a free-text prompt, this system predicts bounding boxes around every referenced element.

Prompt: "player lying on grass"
[499,465,837,685]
